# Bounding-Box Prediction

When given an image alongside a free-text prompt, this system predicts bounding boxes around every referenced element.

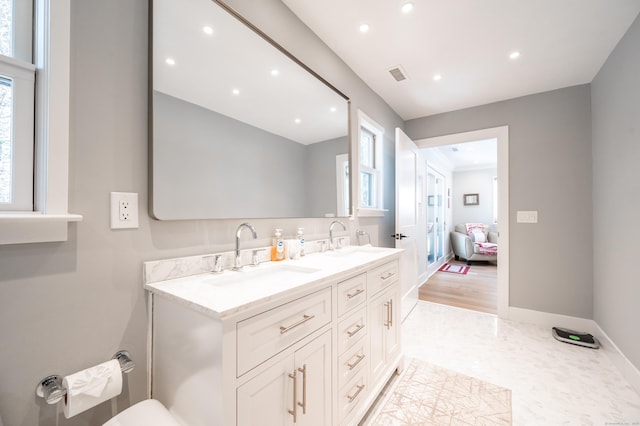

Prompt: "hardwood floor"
[418,259,497,315]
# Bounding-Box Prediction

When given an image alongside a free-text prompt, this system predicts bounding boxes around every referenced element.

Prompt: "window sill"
[357,208,387,218]
[0,213,83,245]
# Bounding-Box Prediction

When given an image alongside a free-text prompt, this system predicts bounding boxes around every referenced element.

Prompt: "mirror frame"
[148,0,352,220]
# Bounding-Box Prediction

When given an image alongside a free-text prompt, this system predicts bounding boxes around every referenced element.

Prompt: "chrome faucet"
[329,220,347,250]
[234,223,258,270]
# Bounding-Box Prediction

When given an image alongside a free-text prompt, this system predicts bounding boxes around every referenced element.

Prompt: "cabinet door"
[369,290,387,384]
[237,354,295,426]
[237,331,331,426]
[386,287,401,363]
[296,330,332,426]
[369,286,400,385]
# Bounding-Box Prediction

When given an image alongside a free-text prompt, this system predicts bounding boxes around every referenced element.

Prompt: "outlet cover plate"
[110,192,139,229]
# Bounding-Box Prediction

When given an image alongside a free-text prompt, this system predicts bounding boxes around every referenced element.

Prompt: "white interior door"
[426,166,446,270]
[395,128,420,321]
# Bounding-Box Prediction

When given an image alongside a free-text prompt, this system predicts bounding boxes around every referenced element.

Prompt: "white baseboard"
[509,307,640,396]
[508,307,596,331]
[593,323,640,396]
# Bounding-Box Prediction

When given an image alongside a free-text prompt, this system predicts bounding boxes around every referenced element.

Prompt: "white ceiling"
[282,0,640,120]
[426,138,497,172]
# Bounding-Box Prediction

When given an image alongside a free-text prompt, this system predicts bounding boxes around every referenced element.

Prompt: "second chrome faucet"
[329,220,347,250]
[234,223,258,270]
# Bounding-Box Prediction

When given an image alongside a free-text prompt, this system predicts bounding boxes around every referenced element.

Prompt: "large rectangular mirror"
[150,0,351,220]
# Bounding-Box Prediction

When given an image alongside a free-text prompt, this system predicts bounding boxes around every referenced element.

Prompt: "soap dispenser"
[296,227,305,257]
[271,228,285,261]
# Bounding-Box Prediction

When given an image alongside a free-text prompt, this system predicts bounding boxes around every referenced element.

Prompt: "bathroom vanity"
[144,246,402,425]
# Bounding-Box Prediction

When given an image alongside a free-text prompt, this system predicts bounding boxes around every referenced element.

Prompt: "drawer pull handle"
[280,314,315,334]
[346,323,365,337]
[346,287,365,299]
[347,384,365,403]
[381,272,394,280]
[347,353,365,370]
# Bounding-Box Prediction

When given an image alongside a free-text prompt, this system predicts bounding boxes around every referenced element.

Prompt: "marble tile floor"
[399,301,640,425]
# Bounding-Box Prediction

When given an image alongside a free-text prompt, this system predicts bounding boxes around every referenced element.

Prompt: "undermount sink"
[199,263,321,288]
[326,245,386,258]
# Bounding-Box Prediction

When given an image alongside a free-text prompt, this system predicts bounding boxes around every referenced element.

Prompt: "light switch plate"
[110,192,139,229]
[517,210,538,223]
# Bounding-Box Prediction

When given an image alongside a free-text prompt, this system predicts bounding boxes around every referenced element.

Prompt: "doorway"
[415,126,509,318]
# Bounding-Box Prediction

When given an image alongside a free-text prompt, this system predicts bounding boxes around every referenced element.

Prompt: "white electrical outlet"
[110,192,139,229]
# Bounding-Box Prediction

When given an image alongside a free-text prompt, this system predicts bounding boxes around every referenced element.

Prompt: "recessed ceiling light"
[359,23,370,33]
[509,51,521,60]
[330,107,337,112]
[202,26,214,35]
[294,118,302,124]
[401,2,414,13]
[433,74,442,81]
[271,69,279,76]
[165,58,176,66]
[232,89,240,95]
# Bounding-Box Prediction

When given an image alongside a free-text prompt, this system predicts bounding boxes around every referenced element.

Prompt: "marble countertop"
[144,246,402,320]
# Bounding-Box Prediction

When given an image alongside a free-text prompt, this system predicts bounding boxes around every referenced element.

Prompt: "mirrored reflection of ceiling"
[427,139,497,172]
[282,0,640,120]
[153,0,348,145]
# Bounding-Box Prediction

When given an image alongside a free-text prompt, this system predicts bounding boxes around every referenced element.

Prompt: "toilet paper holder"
[36,350,135,405]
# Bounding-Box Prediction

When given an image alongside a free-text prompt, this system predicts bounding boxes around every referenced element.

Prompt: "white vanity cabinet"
[145,248,402,426]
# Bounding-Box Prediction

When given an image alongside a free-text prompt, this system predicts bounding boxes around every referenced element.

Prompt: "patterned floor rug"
[438,263,470,275]
[364,358,512,425]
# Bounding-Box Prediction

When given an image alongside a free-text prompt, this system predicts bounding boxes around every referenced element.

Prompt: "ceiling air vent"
[388,65,408,82]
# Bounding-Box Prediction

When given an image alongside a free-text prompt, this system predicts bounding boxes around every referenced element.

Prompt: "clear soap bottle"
[271,228,285,261]
[296,227,305,257]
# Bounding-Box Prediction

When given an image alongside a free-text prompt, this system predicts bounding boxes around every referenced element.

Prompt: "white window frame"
[356,109,385,217]
[0,0,82,245]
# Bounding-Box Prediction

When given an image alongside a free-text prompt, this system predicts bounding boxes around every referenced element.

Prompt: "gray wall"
[0,0,402,425]
[406,85,593,318]
[592,14,640,370]
[452,168,497,227]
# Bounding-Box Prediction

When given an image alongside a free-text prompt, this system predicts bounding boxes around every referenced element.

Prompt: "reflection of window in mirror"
[357,110,385,216]
[336,154,349,217]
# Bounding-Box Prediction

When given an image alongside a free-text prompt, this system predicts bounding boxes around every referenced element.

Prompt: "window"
[0,0,35,211]
[0,0,81,245]
[357,110,385,216]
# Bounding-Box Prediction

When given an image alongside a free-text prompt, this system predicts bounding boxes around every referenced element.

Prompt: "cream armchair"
[450,224,498,265]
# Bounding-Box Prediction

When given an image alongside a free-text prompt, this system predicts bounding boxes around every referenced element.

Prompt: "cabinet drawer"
[338,364,368,424]
[337,306,367,354]
[337,339,367,390]
[236,287,332,377]
[368,260,399,295]
[337,273,367,317]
